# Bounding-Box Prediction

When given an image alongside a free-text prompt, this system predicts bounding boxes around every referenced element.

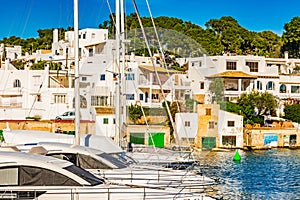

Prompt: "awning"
[208,71,257,79]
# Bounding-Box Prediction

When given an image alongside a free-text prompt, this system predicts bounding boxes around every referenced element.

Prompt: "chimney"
[203,53,207,67]
[53,29,58,43]
[284,51,289,60]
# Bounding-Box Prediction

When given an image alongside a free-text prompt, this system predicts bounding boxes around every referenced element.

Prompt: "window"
[35,94,41,102]
[73,95,87,108]
[190,61,201,67]
[291,86,300,93]
[228,121,235,127]
[226,61,237,70]
[91,33,95,38]
[139,93,144,100]
[225,80,238,91]
[209,121,215,129]
[80,154,116,169]
[222,136,236,146]
[91,96,108,106]
[266,81,275,90]
[103,118,108,124]
[206,108,211,115]
[0,167,18,185]
[126,94,135,100]
[79,48,82,58]
[246,61,258,72]
[152,94,159,99]
[184,121,190,127]
[81,77,87,81]
[280,84,286,93]
[19,166,80,186]
[80,96,87,108]
[89,48,93,57]
[200,82,204,89]
[125,73,135,80]
[13,79,21,88]
[83,33,86,39]
[256,81,262,90]
[64,165,102,185]
[113,118,115,124]
[100,74,105,81]
[53,94,66,103]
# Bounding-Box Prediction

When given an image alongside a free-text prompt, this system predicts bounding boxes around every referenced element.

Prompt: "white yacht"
[0,151,208,200]
[13,142,215,195]
[2,129,198,169]
[2,129,123,154]
[126,144,199,170]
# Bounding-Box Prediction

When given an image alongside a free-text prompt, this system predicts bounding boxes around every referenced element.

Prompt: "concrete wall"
[0,120,95,135]
[245,127,300,148]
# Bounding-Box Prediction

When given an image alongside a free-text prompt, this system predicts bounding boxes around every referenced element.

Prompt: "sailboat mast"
[115,0,121,146]
[74,0,80,145]
[114,0,126,147]
[131,0,180,146]
[120,0,126,132]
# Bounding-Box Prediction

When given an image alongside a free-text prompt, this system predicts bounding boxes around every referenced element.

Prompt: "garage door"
[130,132,145,144]
[264,133,278,147]
[148,132,165,148]
[202,137,216,149]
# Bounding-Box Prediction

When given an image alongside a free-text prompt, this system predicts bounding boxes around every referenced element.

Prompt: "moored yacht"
[0,151,210,200]
[2,129,198,169]
[126,144,199,170]
[13,142,216,195]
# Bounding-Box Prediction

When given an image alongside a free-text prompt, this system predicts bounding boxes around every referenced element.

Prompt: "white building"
[175,107,243,148]
[218,110,243,148]
[175,112,198,146]
[0,44,22,61]
[187,53,300,115]
[0,28,111,122]
[0,65,77,120]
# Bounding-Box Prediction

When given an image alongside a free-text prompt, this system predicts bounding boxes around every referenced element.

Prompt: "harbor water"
[195,148,300,200]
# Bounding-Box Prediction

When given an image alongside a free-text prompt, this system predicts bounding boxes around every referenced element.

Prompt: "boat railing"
[0,185,210,199]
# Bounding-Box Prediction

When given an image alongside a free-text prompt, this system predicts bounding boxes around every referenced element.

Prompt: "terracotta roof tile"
[139,65,183,73]
[208,71,257,79]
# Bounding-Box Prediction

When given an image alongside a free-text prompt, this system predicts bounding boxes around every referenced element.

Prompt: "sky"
[0,0,299,39]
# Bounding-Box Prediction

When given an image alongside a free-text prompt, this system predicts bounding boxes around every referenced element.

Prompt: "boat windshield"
[96,152,128,168]
[108,152,137,166]
[64,165,105,186]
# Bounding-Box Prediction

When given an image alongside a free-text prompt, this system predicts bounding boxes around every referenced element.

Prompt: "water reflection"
[195,149,300,200]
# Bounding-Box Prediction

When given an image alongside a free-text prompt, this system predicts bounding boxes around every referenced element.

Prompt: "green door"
[130,132,145,144]
[202,137,216,149]
[0,130,3,142]
[148,132,165,147]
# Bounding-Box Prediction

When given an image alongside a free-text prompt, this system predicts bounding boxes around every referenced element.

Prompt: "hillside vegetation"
[1,15,300,58]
